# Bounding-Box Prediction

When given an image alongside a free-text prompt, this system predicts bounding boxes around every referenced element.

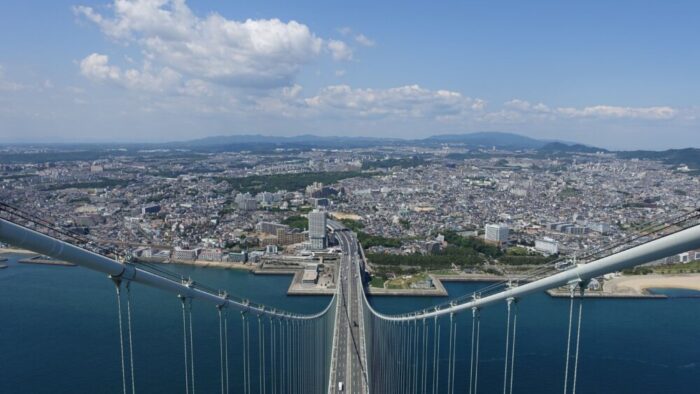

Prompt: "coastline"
[604,274,700,295]
[0,247,37,255]
[151,259,257,272]
[6,245,700,298]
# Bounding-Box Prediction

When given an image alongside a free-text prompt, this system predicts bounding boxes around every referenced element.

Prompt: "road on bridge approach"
[330,222,368,394]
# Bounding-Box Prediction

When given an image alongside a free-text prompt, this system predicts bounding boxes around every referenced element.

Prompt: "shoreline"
[0,247,37,255]
[6,246,700,298]
[19,256,76,267]
[604,274,700,295]
[144,259,258,272]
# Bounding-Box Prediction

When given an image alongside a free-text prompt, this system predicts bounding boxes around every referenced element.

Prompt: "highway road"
[329,221,367,394]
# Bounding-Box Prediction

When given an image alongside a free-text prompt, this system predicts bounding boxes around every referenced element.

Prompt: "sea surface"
[1,253,699,394]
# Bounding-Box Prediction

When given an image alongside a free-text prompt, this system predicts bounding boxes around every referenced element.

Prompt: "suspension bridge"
[1,202,700,394]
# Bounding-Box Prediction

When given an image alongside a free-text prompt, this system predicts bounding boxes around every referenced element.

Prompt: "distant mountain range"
[618,148,700,171]
[178,131,578,151]
[420,131,546,149]
[2,131,697,170]
[177,131,698,170]
[176,133,403,149]
[538,141,608,154]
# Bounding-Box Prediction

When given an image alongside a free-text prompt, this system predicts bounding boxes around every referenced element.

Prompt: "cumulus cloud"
[80,53,120,82]
[504,99,551,115]
[503,99,676,121]
[75,0,325,88]
[327,40,353,61]
[556,105,677,120]
[80,53,182,92]
[354,34,375,47]
[303,84,483,119]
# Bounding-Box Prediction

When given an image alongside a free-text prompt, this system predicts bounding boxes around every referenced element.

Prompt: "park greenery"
[441,230,502,258]
[364,229,555,275]
[282,215,308,230]
[341,218,403,248]
[340,218,365,231]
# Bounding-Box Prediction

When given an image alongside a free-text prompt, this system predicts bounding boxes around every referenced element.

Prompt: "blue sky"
[0,0,698,149]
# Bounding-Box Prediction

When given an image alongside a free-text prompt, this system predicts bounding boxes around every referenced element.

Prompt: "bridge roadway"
[329,222,367,394]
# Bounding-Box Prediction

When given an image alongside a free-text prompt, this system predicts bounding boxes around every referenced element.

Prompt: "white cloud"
[503,99,676,121]
[327,40,353,61]
[504,99,550,113]
[75,0,325,88]
[80,52,182,92]
[556,105,677,120]
[80,53,121,82]
[354,34,375,47]
[303,84,483,119]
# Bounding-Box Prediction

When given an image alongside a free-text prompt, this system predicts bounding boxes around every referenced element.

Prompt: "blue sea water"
[1,253,699,394]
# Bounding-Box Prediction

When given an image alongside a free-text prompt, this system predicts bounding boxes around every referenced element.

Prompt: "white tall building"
[308,210,327,250]
[484,224,509,245]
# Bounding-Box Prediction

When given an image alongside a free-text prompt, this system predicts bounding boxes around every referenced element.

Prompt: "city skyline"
[1,0,699,149]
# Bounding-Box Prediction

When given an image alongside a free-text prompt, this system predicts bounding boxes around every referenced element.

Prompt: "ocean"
[1,253,698,394]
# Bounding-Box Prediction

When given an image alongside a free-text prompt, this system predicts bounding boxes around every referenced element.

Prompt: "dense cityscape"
[2,139,699,292]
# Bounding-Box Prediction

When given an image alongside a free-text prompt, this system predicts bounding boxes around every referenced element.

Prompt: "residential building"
[484,224,509,245]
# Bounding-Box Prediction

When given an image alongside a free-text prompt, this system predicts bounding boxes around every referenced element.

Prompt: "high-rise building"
[484,224,509,245]
[308,210,327,250]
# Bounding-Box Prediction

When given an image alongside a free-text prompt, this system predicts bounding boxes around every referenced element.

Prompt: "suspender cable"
[432,316,441,394]
[563,284,576,394]
[112,279,127,394]
[241,311,249,394]
[217,306,225,394]
[179,295,190,394]
[503,297,513,394]
[270,317,276,394]
[224,308,230,394]
[246,313,252,394]
[279,319,285,394]
[572,286,586,394]
[509,300,518,394]
[399,321,406,393]
[474,306,481,394]
[259,315,266,394]
[125,282,136,394]
[413,319,419,394]
[451,316,458,394]
[422,318,428,394]
[289,319,293,392]
[447,313,455,394]
[469,308,477,394]
[188,299,196,394]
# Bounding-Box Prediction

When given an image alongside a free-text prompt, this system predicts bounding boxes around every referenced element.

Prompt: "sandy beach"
[0,247,37,255]
[605,274,700,294]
